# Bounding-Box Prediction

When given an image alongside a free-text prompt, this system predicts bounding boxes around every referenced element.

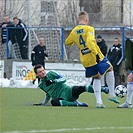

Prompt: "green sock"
[101,86,105,92]
[85,85,94,93]
[85,85,105,93]
[59,100,77,106]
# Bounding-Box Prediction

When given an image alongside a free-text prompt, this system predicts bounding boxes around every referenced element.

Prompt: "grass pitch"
[0,87,133,133]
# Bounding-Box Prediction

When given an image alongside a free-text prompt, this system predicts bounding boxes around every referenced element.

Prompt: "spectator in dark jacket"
[107,38,122,86]
[0,16,16,59]
[91,35,108,86]
[13,17,28,59]
[31,37,48,84]
[96,35,107,56]
[0,16,10,44]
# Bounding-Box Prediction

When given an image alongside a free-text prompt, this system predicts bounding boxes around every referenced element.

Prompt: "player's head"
[78,11,89,25]
[97,35,102,42]
[114,38,119,46]
[13,16,19,25]
[4,16,10,23]
[39,37,44,46]
[34,64,46,79]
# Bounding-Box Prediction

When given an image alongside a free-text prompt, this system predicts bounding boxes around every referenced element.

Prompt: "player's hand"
[45,57,48,61]
[96,54,100,63]
[44,53,48,57]
[33,103,42,106]
[45,80,55,86]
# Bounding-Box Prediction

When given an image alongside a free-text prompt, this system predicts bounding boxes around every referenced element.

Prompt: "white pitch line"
[2,127,133,133]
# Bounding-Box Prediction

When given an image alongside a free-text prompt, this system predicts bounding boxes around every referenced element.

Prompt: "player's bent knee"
[51,98,63,106]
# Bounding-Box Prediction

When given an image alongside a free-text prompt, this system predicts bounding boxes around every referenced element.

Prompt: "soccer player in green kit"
[33,64,109,107]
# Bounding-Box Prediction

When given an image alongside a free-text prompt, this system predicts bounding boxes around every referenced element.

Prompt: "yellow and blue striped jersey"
[65,25,104,67]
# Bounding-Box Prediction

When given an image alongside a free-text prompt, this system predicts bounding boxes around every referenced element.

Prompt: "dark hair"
[13,16,18,20]
[34,64,43,74]
[114,38,119,41]
[97,35,102,39]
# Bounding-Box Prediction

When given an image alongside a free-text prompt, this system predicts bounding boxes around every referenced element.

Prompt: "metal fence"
[0,26,133,61]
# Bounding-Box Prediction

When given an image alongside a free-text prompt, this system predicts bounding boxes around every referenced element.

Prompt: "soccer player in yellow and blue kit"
[33,64,109,107]
[65,11,120,108]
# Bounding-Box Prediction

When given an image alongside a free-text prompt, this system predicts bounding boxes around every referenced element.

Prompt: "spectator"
[0,16,16,59]
[13,17,28,59]
[91,35,108,86]
[31,37,48,84]
[107,38,122,86]
[0,16,9,44]
[96,35,107,56]
[97,35,108,86]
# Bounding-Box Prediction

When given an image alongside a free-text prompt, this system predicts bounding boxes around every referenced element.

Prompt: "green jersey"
[38,70,77,102]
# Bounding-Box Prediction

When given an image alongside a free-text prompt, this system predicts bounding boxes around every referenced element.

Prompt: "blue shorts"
[85,57,112,77]
[132,71,133,74]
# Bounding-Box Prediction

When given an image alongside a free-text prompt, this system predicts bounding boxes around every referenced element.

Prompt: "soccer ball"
[115,85,127,98]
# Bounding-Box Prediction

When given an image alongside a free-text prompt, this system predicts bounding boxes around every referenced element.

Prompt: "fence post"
[61,27,64,60]
[27,0,31,60]
[6,27,9,58]
[121,26,125,61]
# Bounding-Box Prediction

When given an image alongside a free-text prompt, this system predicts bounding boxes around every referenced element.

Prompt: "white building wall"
[132,0,133,26]
[123,0,133,26]
[101,0,121,22]
[28,0,41,26]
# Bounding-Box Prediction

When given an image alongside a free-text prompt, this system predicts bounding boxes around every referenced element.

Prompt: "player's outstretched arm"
[33,103,42,106]
[33,94,50,106]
